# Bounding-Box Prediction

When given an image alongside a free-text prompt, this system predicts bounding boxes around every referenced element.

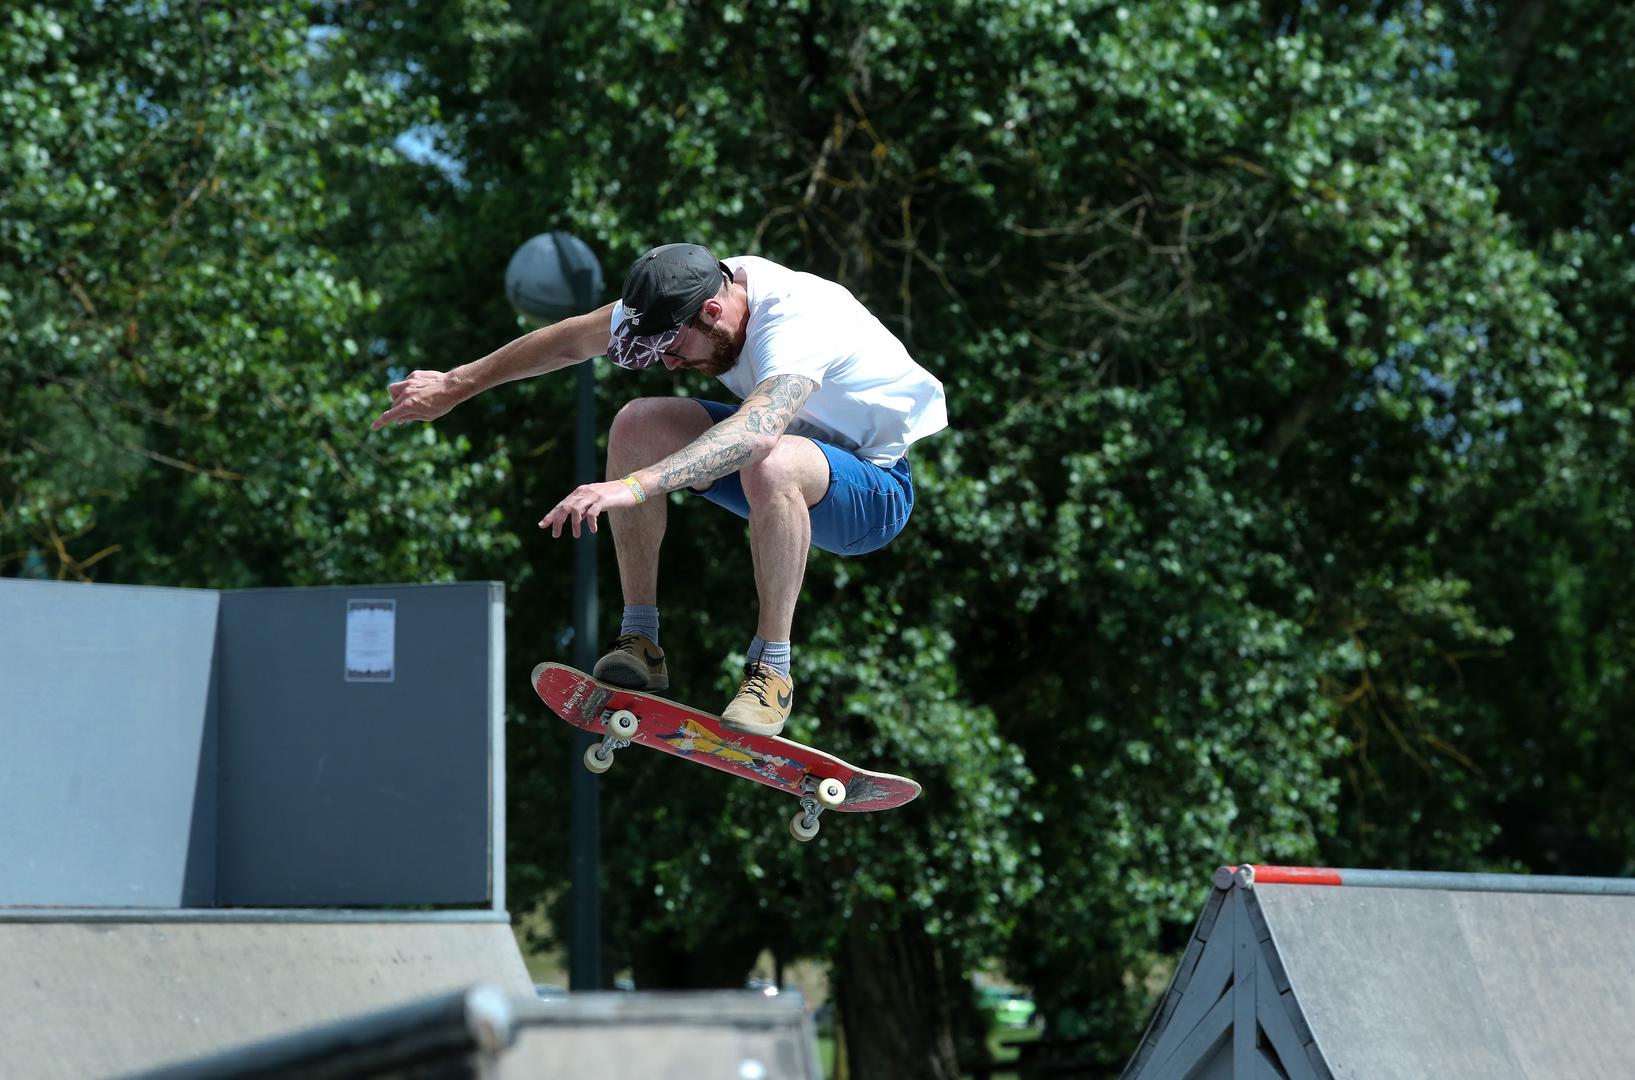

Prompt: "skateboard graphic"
[531,662,921,842]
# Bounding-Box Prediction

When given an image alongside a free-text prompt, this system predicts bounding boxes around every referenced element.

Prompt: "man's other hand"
[372,370,458,429]
[539,480,641,538]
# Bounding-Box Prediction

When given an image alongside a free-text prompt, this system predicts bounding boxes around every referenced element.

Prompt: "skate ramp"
[1123,865,1635,1080]
[0,912,532,1080]
[122,986,822,1080]
[503,991,822,1079]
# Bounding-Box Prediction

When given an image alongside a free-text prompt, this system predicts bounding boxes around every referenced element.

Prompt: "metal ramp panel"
[1123,865,1635,1080]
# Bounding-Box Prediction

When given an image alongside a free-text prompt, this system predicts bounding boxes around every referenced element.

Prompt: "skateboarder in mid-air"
[373,243,947,736]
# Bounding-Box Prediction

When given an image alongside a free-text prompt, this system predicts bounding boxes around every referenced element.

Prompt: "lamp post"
[505,231,605,991]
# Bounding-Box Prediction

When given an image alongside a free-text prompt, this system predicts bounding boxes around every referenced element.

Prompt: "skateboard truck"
[790,776,848,842]
[583,708,641,774]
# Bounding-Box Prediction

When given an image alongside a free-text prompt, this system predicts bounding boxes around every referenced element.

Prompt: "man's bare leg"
[719,436,829,734]
[592,398,714,690]
[716,434,824,731]
[740,436,830,640]
[602,397,714,606]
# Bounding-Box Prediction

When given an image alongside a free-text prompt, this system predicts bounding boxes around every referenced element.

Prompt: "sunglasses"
[659,317,713,363]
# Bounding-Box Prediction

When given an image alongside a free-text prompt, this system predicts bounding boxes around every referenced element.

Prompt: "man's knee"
[740,438,829,508]
[609,397,712,451]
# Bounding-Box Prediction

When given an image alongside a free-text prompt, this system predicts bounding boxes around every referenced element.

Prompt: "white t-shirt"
[612,255,947,466]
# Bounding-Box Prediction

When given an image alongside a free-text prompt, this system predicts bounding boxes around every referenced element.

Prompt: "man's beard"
[689,322,738,377]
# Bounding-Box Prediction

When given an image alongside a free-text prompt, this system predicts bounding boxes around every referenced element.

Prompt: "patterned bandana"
[607,318,682,370]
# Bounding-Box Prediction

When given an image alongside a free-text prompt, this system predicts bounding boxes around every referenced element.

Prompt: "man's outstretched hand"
[539,480,641,538]
[372,370,459,430]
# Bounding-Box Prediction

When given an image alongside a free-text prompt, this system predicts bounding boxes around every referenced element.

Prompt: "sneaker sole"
[594,663,668,692]
[719,716,786,738]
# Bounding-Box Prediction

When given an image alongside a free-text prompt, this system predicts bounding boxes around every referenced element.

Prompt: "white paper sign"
[345,599,396,682]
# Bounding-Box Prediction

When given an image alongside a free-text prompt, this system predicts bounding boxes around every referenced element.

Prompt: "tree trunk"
[1254,354,1351,460]
[1492,0,1548,128]
[835,906,961,1080]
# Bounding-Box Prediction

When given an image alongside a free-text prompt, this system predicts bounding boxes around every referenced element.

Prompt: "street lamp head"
[505,231,604,322]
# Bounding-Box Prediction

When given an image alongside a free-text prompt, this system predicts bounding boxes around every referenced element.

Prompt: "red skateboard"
[531,662,921,841]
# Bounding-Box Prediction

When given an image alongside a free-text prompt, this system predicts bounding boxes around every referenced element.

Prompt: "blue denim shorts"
[689,398,915,556]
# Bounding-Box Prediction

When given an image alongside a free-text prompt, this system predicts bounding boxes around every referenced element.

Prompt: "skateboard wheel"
[817,778,847,808]
[789,811,820,842]
[584,744,614,774]
[607,709,639,740]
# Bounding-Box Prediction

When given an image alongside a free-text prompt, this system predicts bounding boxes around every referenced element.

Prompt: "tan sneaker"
[592,632,669,691]
[719,664,794,737]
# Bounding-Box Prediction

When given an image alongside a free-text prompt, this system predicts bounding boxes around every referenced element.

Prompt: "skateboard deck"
[531,662,920,841]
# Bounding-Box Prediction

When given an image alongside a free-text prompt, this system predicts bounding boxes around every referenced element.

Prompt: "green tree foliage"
[1399,0,1635,871]
[1,2,511,585]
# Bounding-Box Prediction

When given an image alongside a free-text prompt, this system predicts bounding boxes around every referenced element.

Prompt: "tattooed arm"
[638,374,817,495]
[536,373,817,538]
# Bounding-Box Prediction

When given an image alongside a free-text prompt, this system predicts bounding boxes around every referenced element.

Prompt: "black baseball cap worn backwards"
[609,243,732,370]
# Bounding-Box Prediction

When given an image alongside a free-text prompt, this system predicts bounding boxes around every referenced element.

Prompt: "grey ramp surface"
[503,993,823,1078]
[0,916,532,1080]
[1261,883,1635,1079]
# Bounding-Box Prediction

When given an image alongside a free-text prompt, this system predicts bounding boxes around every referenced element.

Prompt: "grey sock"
[621,605,660,647]
[747,636,791,680]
